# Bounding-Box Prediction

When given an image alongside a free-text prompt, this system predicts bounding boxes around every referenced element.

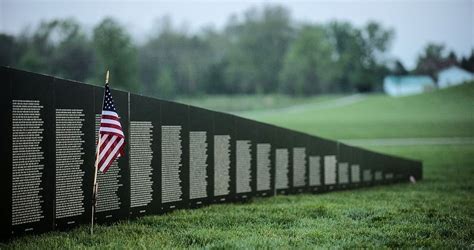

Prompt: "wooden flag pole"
[91,70,109,235]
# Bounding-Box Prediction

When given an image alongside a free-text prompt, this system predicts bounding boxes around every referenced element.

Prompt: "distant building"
[383,75,436,96]
[437,66,474,89]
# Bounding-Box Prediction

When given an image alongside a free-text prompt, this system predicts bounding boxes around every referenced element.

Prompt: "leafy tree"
[139,17,213,98]
[153,67,177,98]
[93,18,139,91]
[200,27,233,94]
[17,49,43,72]
[326,21,393,92]
[391,60,408,76]
[0,34,20,67]
[14,19,94,81]
[362,22,393,60]
[279,25,334,95]
[415,43,457,81]
[223,5,295,94]
[460,49,474,72]
[202,60,230,94]
[447,51,458,65]
[326,21,365,92]
[15,21,56,73]
[49,19,94,81]
[358,22,393,91]
[1,5,403,96]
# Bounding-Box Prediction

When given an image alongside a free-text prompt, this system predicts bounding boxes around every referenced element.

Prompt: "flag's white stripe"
[102,110,119,117]
[99,135,117,162]
[97,134,109,150]
[99,127,124,136]
[99,138,124,172]
[95,134,108,166]
[98,135,117,162]
[100,118,121,127]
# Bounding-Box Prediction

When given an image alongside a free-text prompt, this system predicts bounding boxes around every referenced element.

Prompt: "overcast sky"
[1,0,472,69]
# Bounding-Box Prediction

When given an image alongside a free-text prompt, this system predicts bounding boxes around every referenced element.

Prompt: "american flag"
[96,83,125,173]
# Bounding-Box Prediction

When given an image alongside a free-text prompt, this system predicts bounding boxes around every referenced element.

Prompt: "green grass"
[176,94,340,113]
[242,82,474,140]
[5,145,473,248]
[4,83,474,248]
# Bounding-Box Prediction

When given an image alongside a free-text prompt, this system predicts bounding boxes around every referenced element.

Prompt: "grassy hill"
[241,82,474,140]
[4,84,474,248]
[177,94,341,113]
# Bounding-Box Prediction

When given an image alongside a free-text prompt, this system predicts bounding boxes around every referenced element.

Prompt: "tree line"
[1,5,473,98]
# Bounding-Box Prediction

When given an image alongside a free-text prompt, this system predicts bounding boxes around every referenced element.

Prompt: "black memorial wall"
[274,126,293,195]
[212,111,236,203]
[188,105,214,208]
[290,131,309,194]
[306,135,323,193]
[337,143,353,190]
[54,77,95,229]
[0,67,423,240]
[128,93,161,217]
[254,122,275,197]
[234,117,257,201]
[159,100,189,211]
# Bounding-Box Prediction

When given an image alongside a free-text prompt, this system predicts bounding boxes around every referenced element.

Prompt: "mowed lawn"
[177,94,341,114]
[4,83,474,248]
[241,82,474,140]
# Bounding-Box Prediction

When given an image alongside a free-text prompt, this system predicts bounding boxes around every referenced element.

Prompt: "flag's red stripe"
[100,119,122,128]
[98,139,117,167]
[100,123,122,130]
[100,154,116,173]
[95,135,108,161]
[98,135,117,164]
[99,135,111,152]
[96,138,111,167]
[101,114,120,120]
[99,131,125,138]
[101,151,120,173]
[99,140,124,173]
[99,138,125,169]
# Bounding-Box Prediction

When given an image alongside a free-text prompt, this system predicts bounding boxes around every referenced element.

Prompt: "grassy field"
[240,82,474,140]
[4,83,474,248]
[177,94,340,113]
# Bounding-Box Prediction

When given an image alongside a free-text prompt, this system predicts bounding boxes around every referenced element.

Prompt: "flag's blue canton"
[103,84,117,112]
